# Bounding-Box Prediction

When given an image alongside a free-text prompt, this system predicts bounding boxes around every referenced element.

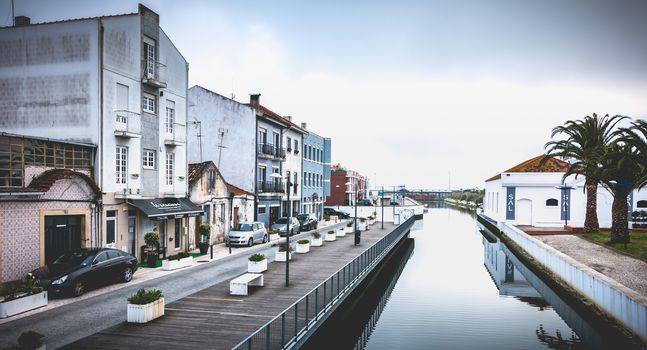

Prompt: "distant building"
[0,4,199,264]
[301,125,331,219]
[325,165,367,206]
[482,155,647,228]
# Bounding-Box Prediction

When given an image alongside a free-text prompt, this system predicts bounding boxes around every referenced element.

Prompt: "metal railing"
[258,143,287,159]
[232,215,416,350]
[142,59,167,86]
[257,180,286,194]
[114,110,141,136]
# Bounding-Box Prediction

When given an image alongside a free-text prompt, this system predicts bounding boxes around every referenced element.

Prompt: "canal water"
[306,206,630,349]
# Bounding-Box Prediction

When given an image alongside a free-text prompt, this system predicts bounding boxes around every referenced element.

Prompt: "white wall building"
[483,155,647,229]
[187,86,256,193]
[282,117,304,217]
[0,5,197,260]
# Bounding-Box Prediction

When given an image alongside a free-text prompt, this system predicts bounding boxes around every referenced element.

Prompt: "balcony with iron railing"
[257,143,286,160]
[141,59,167,88]
[114,111,141,138]
[257,180,286,194]
[164,124,186,146]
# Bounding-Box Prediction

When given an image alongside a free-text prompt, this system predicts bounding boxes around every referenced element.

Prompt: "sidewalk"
[536,235,647,297]
[0,219,342,326]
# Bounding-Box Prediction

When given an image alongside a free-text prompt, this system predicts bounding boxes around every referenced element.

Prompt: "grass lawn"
[138,252,207,269]
[578,231,647,261]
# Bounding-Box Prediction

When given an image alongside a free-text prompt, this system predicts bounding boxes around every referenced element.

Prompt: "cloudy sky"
[4,0,647,189]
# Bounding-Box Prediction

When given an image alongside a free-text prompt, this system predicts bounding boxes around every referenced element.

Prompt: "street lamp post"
[271,172,291,287]
[381,185,385,229]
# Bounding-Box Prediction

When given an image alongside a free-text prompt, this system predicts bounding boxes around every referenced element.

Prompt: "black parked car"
[31,248,138,297]
[296,214,318,231]
[324,208,350,219]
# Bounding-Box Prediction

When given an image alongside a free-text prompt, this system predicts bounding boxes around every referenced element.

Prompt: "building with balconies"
[0,4,198,263]
[248,94,305,227]
[301,125,332,220]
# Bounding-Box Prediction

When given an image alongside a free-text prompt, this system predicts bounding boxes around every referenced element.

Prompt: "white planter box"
[162,256,193,271]
[369,219,376,225]
[325,233,336,241]
[336,229,346,237]
[269,234,280,241]
[127,297,165,323]
[248,259,268,273]
[359,222,368,231]
[311,237,323,246]
[0,291,48,318]
[330,215,339,223]
[275,251,292,262]
[344,226,353,234]
[296,242,310,253]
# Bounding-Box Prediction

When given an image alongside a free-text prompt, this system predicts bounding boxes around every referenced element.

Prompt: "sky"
[3,0,647,190]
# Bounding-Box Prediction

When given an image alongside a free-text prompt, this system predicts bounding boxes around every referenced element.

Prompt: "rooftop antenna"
[230,76,236,100]
[190,118,203,162]
[217,127,229,168]
[11,0,15,26]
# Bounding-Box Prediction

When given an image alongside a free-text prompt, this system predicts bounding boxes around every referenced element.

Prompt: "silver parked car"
[226,222,268,246]
[271,217,301,236]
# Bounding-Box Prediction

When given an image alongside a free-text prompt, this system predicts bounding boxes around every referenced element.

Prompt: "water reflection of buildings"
[482,229,542,299]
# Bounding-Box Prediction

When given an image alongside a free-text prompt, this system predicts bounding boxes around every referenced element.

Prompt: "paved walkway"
[0,220,344,348]
[65,222,397,349]
[536,235,647,297]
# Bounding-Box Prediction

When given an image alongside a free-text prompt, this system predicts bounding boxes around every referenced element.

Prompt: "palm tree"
[544,114,628,232]
[622,120,647,188]
[598,142,642,243]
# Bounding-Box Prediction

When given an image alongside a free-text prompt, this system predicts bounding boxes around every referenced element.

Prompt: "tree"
[598,143,642,243]
[621,120,647,189]
[544,114,628,232]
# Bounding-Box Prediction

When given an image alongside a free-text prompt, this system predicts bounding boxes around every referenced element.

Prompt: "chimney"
[249,94,261,108]
[301,122,307,129]
[284,116,292,121]
[15,16,31,27]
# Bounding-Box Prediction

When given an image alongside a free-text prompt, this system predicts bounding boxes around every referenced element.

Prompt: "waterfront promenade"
[65,222,399,349]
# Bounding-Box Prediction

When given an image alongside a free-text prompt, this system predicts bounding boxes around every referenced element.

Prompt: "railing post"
[306,295,309,326]
[247,337,252,350]
[281,313,286,347]
[294,303,298,341]
[266,324,270,350]
[315,288,319,318]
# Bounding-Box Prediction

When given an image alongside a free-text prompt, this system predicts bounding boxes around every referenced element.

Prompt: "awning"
[128,198,204,220]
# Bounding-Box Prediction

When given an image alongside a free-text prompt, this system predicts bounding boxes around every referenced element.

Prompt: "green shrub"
[144,232,160,249]
[270,229,281,235]
[312,232,321,239]
[323,213,330,221]
[346,222,353,227]
[278,242,293,252]
[166,252,190,261]
[297,239,309,244]
[128,288,163,305]
[2,274,43,302]
[248,253,266,262]
[199,224,211,242]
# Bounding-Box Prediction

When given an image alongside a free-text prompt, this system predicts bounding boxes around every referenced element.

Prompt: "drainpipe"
[98,21,105,249]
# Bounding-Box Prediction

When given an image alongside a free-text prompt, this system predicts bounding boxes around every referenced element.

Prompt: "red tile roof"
[226,183,254,197]
[252,104,306,133]
[485,155,570,182]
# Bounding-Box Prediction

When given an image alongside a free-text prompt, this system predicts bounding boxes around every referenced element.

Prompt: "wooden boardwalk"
[65,222,398,350]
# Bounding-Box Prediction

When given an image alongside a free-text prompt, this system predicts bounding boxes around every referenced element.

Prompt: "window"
[116,146,127,184]
[166,100,175,133]
[287,137,292,151]
[165,152,174,185]
[258,207,266,214]
[294,173,298,195]
[258,128,267,145]
[546,198,558,206]
[94,252,109,264]
[142,93,155,114]
[220,203,226,222]
[143,150,155,169]
[106,210,116,245]
[143,36,156,78]
[202,205,210,224]
[207,169,215,190]
[294,140,299,154]
[637,200,647,208]
[273,132,280,149]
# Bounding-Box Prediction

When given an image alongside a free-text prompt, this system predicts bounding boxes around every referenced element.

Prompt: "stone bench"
[229,273,264,296]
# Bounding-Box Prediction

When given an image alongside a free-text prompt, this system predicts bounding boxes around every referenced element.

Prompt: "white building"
[483,155,647,229]
[0,5,198,261]
[187,86,256,193]
[282,117,304,217]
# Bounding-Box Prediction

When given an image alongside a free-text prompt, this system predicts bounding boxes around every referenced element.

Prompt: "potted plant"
[296,239,310,253]
[144,232,160,268]
[359,218,368,231]
[275,242,293,262]
[325,230,336,241]
[127,288,164,323]
[162,252,193,271]
[311,232,323,246]
[198,224,211,254]
[368,215,376,225]
[337,225,346,237]
[323,213,331,222]
[0,274,48,318]
[269,229,281,241]
[248,253,268,273]
[344,222,353,234]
